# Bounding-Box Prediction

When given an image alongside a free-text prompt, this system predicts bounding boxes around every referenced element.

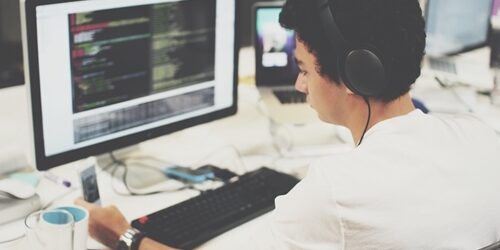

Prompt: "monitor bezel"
[24,0,239,170]
[424,0,493,57]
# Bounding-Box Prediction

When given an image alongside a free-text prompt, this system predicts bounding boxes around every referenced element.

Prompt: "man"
[77,0,500,249]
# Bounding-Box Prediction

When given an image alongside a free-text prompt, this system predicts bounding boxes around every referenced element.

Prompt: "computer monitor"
[0,0,24,88]
[238,0,276,47]
[425,0,492,56]
[254,2,298,86]
[21,0,238,171]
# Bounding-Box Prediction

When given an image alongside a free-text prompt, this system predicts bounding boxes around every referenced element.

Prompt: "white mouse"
[0,178,36,199]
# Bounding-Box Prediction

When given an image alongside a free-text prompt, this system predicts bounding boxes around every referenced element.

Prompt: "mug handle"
[24,209,75,250]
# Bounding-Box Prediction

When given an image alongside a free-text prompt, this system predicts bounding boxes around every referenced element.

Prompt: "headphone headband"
[316,0,388,97]
[317,0,347,55]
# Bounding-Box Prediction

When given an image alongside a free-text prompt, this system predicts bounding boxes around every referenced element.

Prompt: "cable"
[109,151,123,164]
[0,187,79,245]
[106,152,236,196]
[96,151,180,196]
[121,166,189,196]
[270,120,296,154]
[256,97,272,119]
[107,157,189,196]
[226,145,248,174]
[434,77,474,112]
[256,97,297,156]
[98,152,123,174]
[104,142,274,196]
[434,76,452,89]
[110,162,127,196]
[434,77,500,136]
[357,96,371,146]
[185,144,250,174]
[0,234,25,245]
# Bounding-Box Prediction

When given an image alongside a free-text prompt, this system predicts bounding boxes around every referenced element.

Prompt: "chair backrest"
[479,241,500,250]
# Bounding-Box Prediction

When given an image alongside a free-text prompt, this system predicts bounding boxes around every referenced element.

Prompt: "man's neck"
[348,94,416,145]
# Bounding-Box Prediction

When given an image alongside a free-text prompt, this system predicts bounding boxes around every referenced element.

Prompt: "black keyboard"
[131,167,300,249]
[273,90,306,104]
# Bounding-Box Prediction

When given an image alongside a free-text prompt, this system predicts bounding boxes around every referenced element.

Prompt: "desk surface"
[0,50,500,249]
[0,83,347,250]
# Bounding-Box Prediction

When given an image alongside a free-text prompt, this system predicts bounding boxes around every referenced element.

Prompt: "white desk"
[0,59,499,249]
[412,72,500,137]
[0,83,347,250]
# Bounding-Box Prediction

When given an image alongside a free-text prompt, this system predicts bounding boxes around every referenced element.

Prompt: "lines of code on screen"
[68,0,216,113]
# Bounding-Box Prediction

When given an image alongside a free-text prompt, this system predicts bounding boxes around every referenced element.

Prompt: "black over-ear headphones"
[317,0,388,97]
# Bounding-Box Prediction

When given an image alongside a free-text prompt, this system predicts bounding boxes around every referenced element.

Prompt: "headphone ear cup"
[337,53,357,95]
[344,49,387,97]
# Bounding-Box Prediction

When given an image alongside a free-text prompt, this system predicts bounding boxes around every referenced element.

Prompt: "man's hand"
[75,198,130,249]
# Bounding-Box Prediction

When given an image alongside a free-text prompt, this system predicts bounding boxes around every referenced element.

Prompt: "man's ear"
[341,82,355,95]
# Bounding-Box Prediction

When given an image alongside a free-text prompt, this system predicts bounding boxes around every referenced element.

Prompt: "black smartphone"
[78,157,101,205]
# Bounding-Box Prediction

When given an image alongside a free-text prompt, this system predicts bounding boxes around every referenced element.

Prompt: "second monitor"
[425,0,492,56]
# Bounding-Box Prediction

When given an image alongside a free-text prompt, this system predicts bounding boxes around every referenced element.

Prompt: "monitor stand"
[96,146,174,192]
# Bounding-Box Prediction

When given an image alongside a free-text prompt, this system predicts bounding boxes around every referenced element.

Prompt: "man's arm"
[137,237,176,250]
[75,198,177,250]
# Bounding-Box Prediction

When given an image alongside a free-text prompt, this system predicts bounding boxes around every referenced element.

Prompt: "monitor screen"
[425,0,492,56]
[238,0,276,47]
[254,4,298,86]
[23,0,237,170]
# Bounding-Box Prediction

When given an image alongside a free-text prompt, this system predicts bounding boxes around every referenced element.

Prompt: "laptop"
[253,2,318,124]
[424,56,494,90]
[422,0,494,90]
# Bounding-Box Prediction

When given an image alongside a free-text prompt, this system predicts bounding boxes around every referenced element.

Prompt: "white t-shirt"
[249,110,500,249]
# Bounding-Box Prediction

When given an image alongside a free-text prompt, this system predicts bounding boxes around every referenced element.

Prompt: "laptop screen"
[254,4,298,86]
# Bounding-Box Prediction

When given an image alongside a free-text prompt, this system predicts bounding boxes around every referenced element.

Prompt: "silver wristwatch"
[117,228,144,250]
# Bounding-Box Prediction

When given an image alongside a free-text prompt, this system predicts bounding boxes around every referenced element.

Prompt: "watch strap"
[118,228,144,250]
[131,229,146,250]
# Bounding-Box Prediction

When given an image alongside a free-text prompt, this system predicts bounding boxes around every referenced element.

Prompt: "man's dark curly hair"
[279,0,426,102]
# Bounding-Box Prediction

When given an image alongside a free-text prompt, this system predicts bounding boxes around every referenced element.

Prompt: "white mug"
[25,209,74,250]
[25,205,89,250]
[56,205,89,250]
